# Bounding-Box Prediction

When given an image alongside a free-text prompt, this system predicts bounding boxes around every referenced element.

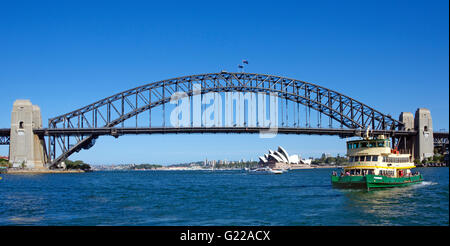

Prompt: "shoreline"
[4,169,85,174]
[93,165,343,171]
[291,165,341,169]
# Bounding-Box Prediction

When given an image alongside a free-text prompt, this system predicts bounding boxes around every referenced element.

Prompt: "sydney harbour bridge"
[0,72,448,169]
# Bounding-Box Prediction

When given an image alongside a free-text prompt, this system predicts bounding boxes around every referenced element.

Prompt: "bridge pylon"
[9,100,47,169]
[414,108,434,161]
[398,108,434,162]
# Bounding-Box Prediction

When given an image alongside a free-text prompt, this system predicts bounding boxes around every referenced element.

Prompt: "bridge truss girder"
[0,135,9,145]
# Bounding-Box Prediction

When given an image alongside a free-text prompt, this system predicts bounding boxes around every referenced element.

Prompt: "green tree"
[0,158,9,167]
[65,160,91,171]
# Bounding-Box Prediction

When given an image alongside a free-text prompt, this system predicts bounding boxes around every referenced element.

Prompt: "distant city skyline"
[0,0,448,165]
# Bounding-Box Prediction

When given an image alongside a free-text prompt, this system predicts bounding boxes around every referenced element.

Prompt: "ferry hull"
[331,174,423,190]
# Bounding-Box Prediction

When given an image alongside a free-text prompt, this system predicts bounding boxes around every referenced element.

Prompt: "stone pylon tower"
[398,108,434,162]
[414,108,434,161]
[399,112,415,156]
[9,100,47,169]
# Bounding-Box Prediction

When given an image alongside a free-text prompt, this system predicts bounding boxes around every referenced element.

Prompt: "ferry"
[248,167,285,174]
[331,134,423,190]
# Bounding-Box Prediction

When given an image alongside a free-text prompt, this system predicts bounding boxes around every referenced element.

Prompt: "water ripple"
[0,167,447,225]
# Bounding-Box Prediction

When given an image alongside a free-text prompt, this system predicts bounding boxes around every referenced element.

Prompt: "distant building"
[258,146,312,169]
[321,153,331,159]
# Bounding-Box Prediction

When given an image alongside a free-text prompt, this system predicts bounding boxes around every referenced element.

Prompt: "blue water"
[0,167,448,225]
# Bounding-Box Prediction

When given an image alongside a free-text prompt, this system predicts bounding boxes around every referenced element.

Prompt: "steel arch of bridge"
[0,135,9,145]
[47,72,403,168]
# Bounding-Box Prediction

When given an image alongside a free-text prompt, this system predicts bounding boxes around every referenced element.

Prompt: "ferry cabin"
[344,137,415,178]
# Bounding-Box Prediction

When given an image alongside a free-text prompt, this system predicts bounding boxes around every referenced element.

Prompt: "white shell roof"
[260,146,309,164]
[258,156,268,163]
[268,154,283,163]
[274,151,288,163]
[277,146,290,161]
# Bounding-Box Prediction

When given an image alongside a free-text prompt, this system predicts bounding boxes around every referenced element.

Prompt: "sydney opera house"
[258,146,312,169]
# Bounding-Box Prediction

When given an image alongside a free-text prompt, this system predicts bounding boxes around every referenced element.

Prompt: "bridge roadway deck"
[0,128,9,136]
[1,127,448,138]
[36,127,418,138]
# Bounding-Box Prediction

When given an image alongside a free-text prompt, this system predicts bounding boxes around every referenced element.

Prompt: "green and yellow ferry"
[331,135,423,190]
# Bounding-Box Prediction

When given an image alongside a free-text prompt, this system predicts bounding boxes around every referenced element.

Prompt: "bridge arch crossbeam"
[47,72,403,168]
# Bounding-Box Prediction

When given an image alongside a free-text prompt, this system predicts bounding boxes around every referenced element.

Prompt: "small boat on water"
[331,134,423,190]
[248,167,286,174]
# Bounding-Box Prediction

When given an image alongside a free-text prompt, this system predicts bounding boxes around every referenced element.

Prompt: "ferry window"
[372,156,378,162]
[349,157,354,162]
[347,143,352,149]
[365,156,371,162]
[383,156,387,162]
[361,142,368,148]
[353,143,359,149]
[377,141,385,147]
[354,156,359,162]
[369,142,376,147]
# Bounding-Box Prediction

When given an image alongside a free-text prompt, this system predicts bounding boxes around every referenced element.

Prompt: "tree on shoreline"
[65,160,91,171]
[0,158,9,167]
[130,164,163,170]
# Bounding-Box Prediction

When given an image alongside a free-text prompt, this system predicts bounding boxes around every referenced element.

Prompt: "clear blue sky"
[0,0,448,165]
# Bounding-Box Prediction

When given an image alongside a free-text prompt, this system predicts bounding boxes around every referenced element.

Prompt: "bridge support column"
[414,108,434,162]
[398,112,415,156]
[9,100,47,169]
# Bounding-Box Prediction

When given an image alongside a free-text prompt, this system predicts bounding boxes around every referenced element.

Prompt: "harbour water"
[0,167,448,226]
